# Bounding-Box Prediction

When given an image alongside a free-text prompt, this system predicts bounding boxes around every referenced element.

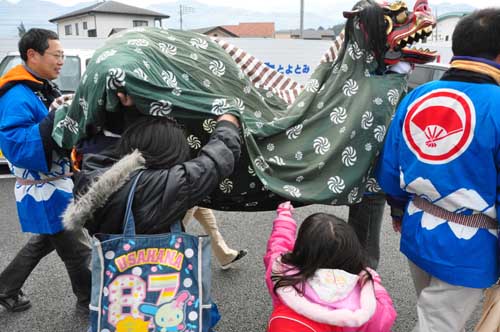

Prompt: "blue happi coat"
[0,65,73,234]
[377,73,500,289]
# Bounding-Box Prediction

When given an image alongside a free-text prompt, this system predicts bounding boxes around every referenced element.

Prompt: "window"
[432,68,447,81]
[133,20,148,27]
[0,56,23,77]
[0,55,81,93]
[88,29,97,37]
[75,23,79,36]
[83,21,88,30]
[56,55,81,93]
[64,24,72,35]
[408,66,432,90]
[407,64,449,91]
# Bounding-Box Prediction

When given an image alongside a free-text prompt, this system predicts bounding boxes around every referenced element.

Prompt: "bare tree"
[17,21,26,38]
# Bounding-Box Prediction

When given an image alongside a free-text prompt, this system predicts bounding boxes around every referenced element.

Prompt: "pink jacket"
[264,202,397,332]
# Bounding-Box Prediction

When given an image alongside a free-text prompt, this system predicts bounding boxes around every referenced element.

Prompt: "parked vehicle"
[407,62,449,91]
[0,49,94,164]
[0,49,94,93]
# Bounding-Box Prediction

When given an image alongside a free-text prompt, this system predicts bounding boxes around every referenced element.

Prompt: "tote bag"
[89,172,219,332]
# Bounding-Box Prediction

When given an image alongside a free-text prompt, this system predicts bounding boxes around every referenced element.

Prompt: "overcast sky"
[4,0,495,14]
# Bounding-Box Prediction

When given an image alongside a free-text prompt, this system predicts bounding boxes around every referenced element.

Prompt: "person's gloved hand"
[217,114,240,128]
[49,94,74,111]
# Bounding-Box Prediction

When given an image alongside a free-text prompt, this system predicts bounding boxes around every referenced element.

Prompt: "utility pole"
[180,4,183,30]
[434,6,438,41]
[179,4,195,30]
[300,0,304,38]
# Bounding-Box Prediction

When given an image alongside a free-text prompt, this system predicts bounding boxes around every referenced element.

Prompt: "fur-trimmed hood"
[63,150,145,230]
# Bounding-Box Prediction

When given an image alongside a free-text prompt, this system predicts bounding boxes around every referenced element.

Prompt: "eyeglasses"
[44,52,65,60]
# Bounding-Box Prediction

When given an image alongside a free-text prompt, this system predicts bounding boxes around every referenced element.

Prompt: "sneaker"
[0,290,31,312]
[221,249,248,270]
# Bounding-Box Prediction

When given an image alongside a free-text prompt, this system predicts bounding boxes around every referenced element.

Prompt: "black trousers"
[348,193,386,270]
[0,228,92,305]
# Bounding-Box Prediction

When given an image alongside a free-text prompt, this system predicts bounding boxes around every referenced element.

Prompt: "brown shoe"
[0,290,31,312]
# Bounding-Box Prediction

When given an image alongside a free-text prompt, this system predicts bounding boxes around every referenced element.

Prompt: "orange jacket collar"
[0,64,43,89]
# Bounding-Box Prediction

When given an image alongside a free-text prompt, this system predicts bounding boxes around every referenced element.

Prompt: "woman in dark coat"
[63,111,241,235]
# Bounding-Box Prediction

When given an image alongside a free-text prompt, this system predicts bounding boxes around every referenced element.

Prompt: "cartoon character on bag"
[139,291,190,332]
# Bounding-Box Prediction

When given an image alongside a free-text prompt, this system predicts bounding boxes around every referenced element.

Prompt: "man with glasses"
[0,28,91,314]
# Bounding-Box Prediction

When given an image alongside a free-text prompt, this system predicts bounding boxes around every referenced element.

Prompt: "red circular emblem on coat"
[403,88,476,164]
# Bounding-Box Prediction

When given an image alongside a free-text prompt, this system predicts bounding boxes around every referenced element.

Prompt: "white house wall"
[57,13,157,39]
[433,17,461,42]
[93,13,156,38]
[57,15,96,39]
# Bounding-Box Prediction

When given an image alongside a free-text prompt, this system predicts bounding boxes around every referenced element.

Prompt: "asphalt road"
[0,177,482,332]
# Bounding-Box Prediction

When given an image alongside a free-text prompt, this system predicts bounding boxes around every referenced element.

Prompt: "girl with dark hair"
[264,202,396,332]
[64,111,242,236]
[115,116,191,170]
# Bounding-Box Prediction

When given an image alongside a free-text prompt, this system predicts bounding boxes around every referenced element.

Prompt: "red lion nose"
[414,0,431,14]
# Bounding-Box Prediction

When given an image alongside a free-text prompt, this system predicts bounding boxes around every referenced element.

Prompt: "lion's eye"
[396,11,408,24]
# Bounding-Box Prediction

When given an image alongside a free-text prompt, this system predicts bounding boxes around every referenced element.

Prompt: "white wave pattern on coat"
[403,171,498,240]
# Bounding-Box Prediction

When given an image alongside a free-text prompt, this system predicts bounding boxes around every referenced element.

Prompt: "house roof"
[191,26,239,37]
[222,22,275,38]
[437,11,470,22]
[49,0,169,23]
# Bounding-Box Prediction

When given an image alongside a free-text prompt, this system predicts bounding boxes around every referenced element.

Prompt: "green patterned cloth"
[52,25,406,211]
